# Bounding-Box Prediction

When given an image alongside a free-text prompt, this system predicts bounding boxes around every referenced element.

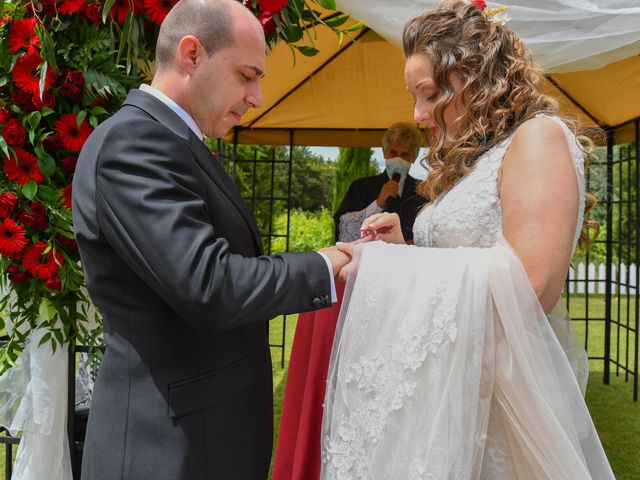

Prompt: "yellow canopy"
[230,15,640,147]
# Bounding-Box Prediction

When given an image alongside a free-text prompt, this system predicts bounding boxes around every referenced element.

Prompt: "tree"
[332,147,378,212]
[291,147,335,212]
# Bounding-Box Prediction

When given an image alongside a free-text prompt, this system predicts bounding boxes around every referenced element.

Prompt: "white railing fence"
[567,263,638,294]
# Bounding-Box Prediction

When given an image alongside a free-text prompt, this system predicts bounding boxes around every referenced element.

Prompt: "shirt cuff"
[317,252,338,303]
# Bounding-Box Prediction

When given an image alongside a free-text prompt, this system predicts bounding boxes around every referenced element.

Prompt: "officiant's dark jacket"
[333,172,426,242]
[72,90,331,480]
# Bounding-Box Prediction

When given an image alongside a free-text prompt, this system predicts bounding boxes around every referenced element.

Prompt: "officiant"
[333,122,427,243]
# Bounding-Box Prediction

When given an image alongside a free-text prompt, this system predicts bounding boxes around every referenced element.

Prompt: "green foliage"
[332,147,378,212]
[242,0,362,58]
[271,208,334,253]
[290,147,335,211]
[216,142,335,233]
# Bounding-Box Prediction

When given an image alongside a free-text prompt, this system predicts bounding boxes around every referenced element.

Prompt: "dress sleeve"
[337,200,383,242]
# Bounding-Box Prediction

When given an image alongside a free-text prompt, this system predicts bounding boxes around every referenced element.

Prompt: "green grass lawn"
[2,298,637,479]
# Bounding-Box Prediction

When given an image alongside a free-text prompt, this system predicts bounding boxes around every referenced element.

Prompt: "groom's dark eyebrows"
[244,65,265,78]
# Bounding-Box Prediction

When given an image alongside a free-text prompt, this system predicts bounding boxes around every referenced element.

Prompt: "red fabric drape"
[272,283,345,480]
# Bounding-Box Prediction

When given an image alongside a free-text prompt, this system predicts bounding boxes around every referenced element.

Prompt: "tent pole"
[604,126,614,385]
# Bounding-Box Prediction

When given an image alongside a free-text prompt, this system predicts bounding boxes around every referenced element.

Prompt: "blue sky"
[309,146,386,169]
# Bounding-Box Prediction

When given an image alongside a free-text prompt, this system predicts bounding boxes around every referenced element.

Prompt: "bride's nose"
[414,104,431,125]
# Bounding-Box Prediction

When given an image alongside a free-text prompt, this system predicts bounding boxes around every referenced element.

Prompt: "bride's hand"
[360,212,405,244]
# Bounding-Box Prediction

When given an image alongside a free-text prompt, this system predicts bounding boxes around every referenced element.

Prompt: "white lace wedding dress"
[321,116,615,479]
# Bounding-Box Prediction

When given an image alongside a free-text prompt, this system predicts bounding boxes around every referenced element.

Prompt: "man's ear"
[177,35,203,75]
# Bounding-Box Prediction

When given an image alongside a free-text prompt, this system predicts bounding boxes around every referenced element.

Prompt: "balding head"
[156,0,252,70]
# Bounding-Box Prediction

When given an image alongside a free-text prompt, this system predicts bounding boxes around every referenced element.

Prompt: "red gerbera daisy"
[62,184,72,210]
[256,0,288,15]
[11,53,56,97]
[3,148,45,185]
[55,114,93,152]
[21,241,64,280]
[471,0,487,10]
[58,0,87,15]
[143,0,178,25]
[0,218,29,257]
[8,18,40,54]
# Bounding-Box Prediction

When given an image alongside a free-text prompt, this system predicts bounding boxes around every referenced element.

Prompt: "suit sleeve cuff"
[317,252,338,303]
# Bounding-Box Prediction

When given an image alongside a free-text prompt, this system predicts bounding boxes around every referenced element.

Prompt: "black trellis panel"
[216,134,295,369]
[564,118,639,401]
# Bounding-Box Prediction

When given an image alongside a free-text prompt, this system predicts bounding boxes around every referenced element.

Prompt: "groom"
[72,0,349,479]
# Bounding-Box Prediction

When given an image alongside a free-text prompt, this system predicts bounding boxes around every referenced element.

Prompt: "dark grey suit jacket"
[72,90,331,480]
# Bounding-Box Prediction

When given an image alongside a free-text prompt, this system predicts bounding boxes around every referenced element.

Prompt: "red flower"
[12,89,36,113]
[67,70,85,86]
[32,90,57,110]
[0,192,19,217]
[43,134,64,151]
[256,0,288,15]
[45,274,62,290]
[59,82,84,102]
[62,184,72,210]
[0,219,28,257]
[57,233,77,251]
[7,264,29,283]
[3,148,45,185]
[61,156,78,173]
[89,95,106,108]
[7,18,40,54]
[18,203,49,232]
[2,118,27,147]
[55,114,93,152]
[59,0,87,15]
[18,202,49,232]
[143,0,178,25]
[11,53,56,97]
[84,2,103,24]
[471,0,487,10]
[258,11,276,38]
[21,241,64,280]
[109,0,133,24]
[40,0,58,16]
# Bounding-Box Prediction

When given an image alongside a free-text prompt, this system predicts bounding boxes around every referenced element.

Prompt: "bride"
[320,1,615,479]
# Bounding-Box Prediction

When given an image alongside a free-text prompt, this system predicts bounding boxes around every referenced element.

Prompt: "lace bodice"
[413,115,585,251]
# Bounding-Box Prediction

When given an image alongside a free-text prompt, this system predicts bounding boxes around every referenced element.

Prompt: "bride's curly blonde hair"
[402,0,598,248]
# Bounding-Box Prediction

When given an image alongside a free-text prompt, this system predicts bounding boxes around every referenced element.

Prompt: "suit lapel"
[123,90,263,254]
[186,138,263,253]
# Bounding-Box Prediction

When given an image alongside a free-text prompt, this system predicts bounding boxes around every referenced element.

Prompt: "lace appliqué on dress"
[323,274,460,479]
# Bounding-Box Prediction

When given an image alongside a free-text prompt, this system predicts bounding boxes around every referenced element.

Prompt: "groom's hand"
[319,245,351,278]
[334,237,372,282]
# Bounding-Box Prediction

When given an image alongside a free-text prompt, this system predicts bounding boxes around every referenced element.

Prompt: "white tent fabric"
[336,0,640,73]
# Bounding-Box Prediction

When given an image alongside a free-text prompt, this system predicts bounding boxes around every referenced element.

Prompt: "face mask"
[385,157,411,180]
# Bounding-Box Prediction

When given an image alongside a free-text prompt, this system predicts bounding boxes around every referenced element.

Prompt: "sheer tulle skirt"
[321,238,614,479]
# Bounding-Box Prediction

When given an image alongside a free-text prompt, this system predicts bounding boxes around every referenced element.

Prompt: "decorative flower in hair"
[468,0,510,25]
